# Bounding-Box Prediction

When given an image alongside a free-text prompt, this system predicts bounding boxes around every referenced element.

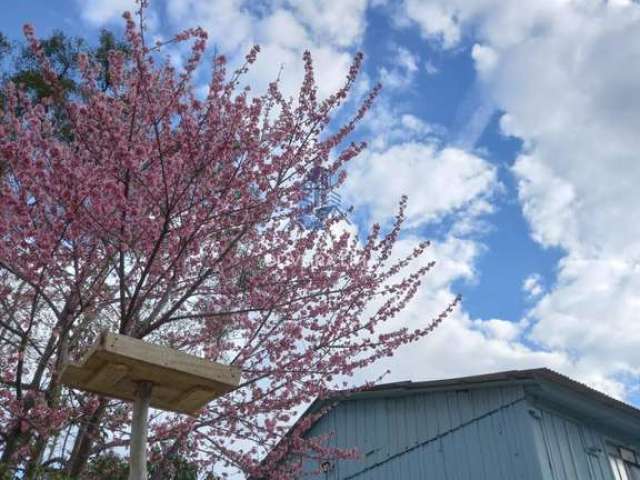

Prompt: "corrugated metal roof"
[316,368,640,418]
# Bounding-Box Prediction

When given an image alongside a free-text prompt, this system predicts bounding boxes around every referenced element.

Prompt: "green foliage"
[83,451,199,480]
[0,28,129,101]
[84,452,128,480]
[0,452,201,479]
[148,447,200,480]
[0,33,10,61]
[0,32,13,88]
[93,29,130,91]
[0,462,74,480]
[12,30,85,101]
[10,68,76,100]
[0,28,130,144]
[0,462,10,480]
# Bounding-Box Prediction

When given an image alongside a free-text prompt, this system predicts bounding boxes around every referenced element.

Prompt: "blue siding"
[529,402,640,480]
[294,386,640,480]
[299,386,544,479]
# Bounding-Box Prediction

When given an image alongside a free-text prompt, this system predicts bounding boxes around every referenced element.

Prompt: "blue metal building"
[279,369,640,479]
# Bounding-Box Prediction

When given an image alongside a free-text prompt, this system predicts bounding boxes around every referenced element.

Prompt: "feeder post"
[60,333,240,478]
[129,381,153,480]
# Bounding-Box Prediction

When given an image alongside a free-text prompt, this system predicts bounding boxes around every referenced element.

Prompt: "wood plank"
[173,387,216,413]
[86,363,129,391]
[60,332,241,415]
[102,332,241,385]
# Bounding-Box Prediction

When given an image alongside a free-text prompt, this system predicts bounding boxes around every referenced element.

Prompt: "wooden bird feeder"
[60,332,241,480]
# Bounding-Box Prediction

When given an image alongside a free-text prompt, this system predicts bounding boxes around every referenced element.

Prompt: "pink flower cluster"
[0,8,458,478]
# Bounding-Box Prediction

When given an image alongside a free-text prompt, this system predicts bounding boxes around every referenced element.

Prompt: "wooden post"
[129,382,153,480]
[59,333,241,477]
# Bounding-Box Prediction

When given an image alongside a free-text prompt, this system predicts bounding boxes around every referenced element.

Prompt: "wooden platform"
[60,332,241,415]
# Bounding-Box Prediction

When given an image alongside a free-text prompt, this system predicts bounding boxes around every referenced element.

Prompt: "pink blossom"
[0,6,458,477]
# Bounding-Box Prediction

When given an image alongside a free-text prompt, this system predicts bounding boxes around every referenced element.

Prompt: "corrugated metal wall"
[300,386,544,479]
[297,387,640,480]
[530,403,640,480]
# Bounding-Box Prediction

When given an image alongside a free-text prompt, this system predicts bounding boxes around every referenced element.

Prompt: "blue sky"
[3,0,640,405]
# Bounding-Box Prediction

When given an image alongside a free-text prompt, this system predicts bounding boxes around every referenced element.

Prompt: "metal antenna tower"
[298,166,348,229]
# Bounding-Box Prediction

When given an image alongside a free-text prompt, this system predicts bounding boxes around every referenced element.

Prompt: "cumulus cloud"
[522,273,544,299]
[403,0,461,48]
[259,9,309,47]
[471,44,498,77]
[400,113,432,135]
[164,0,366,99]
[484,2,640,393]
[286,0,368,48]
[77,0,136,25]
[513,155,579,250]
[363,235,629,401]
[343,141,497,228]
[361,235,576,392]
[424,59,439,75]
[75,0,370,100]
[399,0,566,51]
[400,0,640,396]
[167,0,255,53]
[378,46,420,89]
[358,99,445,152]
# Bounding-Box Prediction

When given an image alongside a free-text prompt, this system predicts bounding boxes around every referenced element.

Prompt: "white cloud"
[343,141,497,228]
[400,113,432,135]
[166,0,255,54]
[357,99,445,152]
[513,155,579,250]
[286,0,368,48]
[365,235,631,400]
[361,235,579,392]
[489,4,640,391]
[404,0,460,48]
[400,0,566,51]
[162,0,366,100]
[396,46,419,73]
[327,227,635,406]
[475,318,524,342]
[522,273,544,299]
[424,60,439,75]
[378,46,420,89]
[399,0,640,396]
[471,43,498,77]
[259,9,309,48]
[77,0,136,25]
[529,254,640,378]
[239,39,354,100]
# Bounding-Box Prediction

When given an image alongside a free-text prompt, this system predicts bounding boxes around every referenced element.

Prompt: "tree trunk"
[25,328,69,478]
[0,394,36,469]
[0,424,30,466]
[65,398,109,478]
[25,436,47,479]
